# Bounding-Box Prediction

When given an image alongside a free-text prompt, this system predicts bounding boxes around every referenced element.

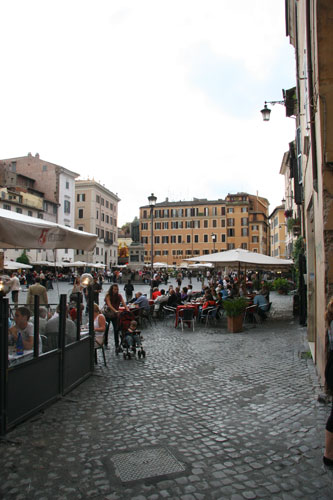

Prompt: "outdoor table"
[8,349,34,367]
[175,304,199,328]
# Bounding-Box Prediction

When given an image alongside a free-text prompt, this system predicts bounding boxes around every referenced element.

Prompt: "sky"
[0,0,296,226]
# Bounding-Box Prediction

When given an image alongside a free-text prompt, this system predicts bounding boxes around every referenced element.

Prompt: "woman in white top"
[93,303,106,346]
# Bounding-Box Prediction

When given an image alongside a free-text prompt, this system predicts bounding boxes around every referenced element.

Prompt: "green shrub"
[222,297,248,317]
[273,278,290,293]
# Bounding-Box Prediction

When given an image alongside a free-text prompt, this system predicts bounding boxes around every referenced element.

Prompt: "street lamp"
[260,100,285,121]
[148,193,157,298]
[211,233,216,253]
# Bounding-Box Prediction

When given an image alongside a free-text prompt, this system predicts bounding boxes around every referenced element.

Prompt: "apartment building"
[0,152,78,263]
[0,162,58,263]
[75,179,120,268]
[269,206,287,259]
[139,193,269,266]
[285,0,333,383]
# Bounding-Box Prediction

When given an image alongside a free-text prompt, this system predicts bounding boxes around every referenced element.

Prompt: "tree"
[16,251,30,265]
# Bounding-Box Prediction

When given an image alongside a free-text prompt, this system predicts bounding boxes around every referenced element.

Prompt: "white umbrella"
[4,260,32,270]
[62,261,88,267]
[0,208,97,251]
[153,262,168,268]
[186,248,293,271]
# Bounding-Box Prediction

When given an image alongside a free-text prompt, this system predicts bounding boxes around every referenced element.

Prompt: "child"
[124,320,142,350]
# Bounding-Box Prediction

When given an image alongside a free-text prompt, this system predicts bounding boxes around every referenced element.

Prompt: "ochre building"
[139,193,269,266]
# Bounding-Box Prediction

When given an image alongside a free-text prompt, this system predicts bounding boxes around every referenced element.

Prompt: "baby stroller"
[118,310,146,360]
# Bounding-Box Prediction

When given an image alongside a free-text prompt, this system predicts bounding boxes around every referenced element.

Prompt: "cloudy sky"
[0,0,296,226]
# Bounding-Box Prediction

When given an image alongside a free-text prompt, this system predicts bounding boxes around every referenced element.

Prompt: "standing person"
[26,277,48,311]
[323,297,333,468]
[92,276,102,306]
[10,273,21,305]
[104,284,128,350]
[124,279,134,303]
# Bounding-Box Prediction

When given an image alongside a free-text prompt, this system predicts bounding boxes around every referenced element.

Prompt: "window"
[96,195,100,203]
[221,207,225,216]
[212,207,217,216]
[141,222,148,230]
[66,181,69,189]
[177,235,182,243]
[3,204,11,210]
[194,220,200,229]
[171,236,176,243]
[227,218,235,226]
[96,247,99,255]
[78,208,84,218]
[212,219,217,228]
[155,222,161,230]
[78,226,84,231]
[42,165,47,172]
[204,207,209,216]
[252,225,259,231]
[143,210,147,218]
[64,200,71,213]
[227,228,235,237]
[96,211,99,219]
[227,243,235,250]
[101,229,104,239]
[186,250,192,255]
[241,243,247,249]
[16,208,22,214]
[227,207,234,213]
[204,234,208,243]
[186,235,191,243]
[141,237,148,244]
[101,198,104,206]
[221,234,226,242]
[241,207,247,213]
[77,193,85,202]
[252,236,259,243]
[194,235,199,243]
[28,210,33,217]
[106,215,109,223]
[162,236,169,243]
[162,250,168,255]
[106,200,109,208]
[38,213,43,219]
[155,251,161,256]
[221,219,226,227]
[241,228,248,236]
[241,217,248,226]
[185,221,192,228]
[162,222,169,229]
[204,220,208,228]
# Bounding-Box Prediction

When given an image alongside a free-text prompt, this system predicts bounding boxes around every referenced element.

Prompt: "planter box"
[227,314,244,333]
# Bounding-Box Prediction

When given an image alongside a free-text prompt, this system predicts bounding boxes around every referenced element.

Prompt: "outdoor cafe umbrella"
[153,262,168,268]
[186,248,293,271]
[4,260,32,270]
[0,208,97,251]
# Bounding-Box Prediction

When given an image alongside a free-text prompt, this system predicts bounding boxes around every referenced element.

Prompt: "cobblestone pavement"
[2,290,333,499]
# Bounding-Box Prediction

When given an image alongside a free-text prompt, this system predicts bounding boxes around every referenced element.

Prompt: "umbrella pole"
[53,249,60,298]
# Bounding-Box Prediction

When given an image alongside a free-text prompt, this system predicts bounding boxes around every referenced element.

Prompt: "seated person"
[30,306,49,335]
[124,320,142,350]
[187,284,194,300]
[93,303,106,346]
[152,287,161,301]
[167,288,178,308]
[8,306,42,353]
[133,292,150,311]
[253,292,269,319]
[154,289,168,315]
[45,305,76,346]
[181,287,188,302]
[199,294,216,318]
[175,287,182,305]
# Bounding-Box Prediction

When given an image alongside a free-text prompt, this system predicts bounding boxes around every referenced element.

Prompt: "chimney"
[35,153,39,158]
[28,152,32,157]
[165,197,169,202]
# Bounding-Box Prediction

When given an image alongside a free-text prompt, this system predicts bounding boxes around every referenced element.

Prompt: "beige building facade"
[139,193,269,266]
[75,179,120,268]
[286,0,333,383]
[269,206,287,259]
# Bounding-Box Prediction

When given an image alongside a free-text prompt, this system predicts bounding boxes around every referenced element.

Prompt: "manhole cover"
[111,447,185,482]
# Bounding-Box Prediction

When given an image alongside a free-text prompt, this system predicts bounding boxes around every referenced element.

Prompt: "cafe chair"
[204,306,218,327]
[94,334,107,366]
[179,308,195,332]
[163,305,177,324]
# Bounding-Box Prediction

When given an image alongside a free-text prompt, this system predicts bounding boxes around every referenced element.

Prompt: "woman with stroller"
[104,284,129,351]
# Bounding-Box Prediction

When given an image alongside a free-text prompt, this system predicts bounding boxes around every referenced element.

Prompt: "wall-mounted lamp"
[261,100,285,121]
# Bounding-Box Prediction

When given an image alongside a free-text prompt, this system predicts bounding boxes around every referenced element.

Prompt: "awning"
[0,209,97,251]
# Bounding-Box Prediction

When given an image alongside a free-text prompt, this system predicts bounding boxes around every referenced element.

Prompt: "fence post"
[88,286,95,372]
[33,295,40,357]
[0,298,9,436]
[59,294,67,395]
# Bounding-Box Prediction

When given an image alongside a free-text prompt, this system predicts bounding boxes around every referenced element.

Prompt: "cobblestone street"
[1,286,333,499]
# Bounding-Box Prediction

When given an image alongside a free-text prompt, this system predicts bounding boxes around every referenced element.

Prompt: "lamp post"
[148,193,157,298]
[211,233,216,253]
[260,100,285,121]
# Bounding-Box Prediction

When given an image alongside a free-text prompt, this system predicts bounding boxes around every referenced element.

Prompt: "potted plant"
[273,277,290,294]
[223,297,248,333]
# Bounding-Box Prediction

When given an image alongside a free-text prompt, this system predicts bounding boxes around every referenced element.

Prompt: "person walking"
[26,277,48,311]
[104,284,128,350]
[124,279,134,303]
[10,273,21,305]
